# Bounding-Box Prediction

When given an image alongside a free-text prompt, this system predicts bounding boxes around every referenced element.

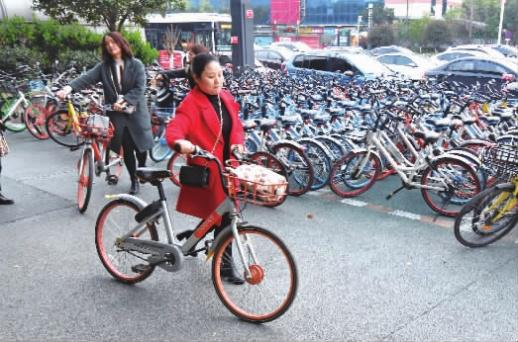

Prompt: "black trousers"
[122,127,147,181]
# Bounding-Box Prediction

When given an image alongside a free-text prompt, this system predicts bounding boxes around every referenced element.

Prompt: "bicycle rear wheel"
[46,109,84,148]
[454,184,518,247]
[77,148,94,213]
[212,226,298,323]
[421,157,481,217]
[95,199,158,283]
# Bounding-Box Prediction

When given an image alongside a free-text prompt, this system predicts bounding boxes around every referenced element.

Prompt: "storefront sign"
[159,50,170,70]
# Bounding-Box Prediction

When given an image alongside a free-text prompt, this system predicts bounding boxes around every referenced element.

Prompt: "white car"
[270,41,311,53]
[376,53,432,79]
[431,50,487,66]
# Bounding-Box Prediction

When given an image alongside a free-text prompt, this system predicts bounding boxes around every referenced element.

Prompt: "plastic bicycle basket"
[224,161,288,206]
[81,114,112,139]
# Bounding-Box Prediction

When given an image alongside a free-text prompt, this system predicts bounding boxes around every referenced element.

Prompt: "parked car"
[447,45,507,60]
[490,44,518,59]
[376,53,433,79]
[425,57,518,86]
[270,41,311,53]
[284,50,392,81]
[431,50,487,66]
[255,47,295,70]
[368,45,415,57]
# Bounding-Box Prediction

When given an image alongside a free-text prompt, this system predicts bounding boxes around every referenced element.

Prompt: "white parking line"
[340,198,369,207]
[389,210,422,221]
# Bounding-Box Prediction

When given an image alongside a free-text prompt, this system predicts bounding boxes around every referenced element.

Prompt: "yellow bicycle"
[454,144,518,247]
[45,93,94,149]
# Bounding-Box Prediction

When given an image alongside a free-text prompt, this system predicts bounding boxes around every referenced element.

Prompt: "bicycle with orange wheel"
[95,143,297,322]
[76,105,124,213]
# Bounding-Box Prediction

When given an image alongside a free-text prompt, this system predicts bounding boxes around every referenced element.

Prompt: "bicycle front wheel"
[2,102,26,132]
[46,109,84,148]
[329,150,381,198]
[272,143,314,196]
[454,185,518,248]
[149,128,173,162]
[24,103,50,140]
[77,148,94,213]
[212,226,298,323]
[95,199,159,283]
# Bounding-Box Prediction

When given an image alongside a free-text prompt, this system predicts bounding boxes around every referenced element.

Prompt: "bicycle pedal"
[69,146,79,152]
[131,264,151,273]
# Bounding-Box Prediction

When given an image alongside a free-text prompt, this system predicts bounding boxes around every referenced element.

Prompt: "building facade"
[384,0,463,19]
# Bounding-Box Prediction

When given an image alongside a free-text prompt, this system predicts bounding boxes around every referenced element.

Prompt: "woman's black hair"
[191,53,219,79]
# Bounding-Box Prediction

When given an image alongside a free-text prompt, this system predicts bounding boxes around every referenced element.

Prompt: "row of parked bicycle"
[2,65,518,223]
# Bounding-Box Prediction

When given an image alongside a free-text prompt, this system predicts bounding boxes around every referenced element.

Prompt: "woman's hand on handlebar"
[173,139,197,155]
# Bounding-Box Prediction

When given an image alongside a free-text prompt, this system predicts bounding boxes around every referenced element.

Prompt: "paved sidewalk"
[0,131,517,342]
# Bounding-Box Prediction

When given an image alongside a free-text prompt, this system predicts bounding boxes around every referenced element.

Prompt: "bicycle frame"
[361,128,447,192]
[110,188,256,278]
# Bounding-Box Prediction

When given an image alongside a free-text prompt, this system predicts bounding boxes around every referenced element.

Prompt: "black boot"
[0,193,14,205]
[129,178,140,195]
[220,244,245,285]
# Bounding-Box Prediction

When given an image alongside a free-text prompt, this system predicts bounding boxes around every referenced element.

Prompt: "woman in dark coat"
[166,53,245,284]
[57,32,153,194]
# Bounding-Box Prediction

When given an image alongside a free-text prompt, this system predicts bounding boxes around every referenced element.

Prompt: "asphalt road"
[1,131,517,342]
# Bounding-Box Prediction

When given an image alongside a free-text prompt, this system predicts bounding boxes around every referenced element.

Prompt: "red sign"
[246,9,254,19]
[230,36,239,44]
[271,0,300,25]
[172,51,184,68]
[158,50,170,70]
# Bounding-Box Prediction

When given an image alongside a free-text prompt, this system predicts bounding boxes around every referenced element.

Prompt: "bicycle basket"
[82,114,112,139]
[28,80,45,92]
[225,162,288,206]
[481,144,518,180]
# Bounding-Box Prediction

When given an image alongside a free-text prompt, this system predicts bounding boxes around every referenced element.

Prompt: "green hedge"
[0,16,158,73]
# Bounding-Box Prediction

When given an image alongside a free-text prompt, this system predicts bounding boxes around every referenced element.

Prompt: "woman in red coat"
[166,53,245,284]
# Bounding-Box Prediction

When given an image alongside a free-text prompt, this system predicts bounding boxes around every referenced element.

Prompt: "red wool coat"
[166,86,244,219]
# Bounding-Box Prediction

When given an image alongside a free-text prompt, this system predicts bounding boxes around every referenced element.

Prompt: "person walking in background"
[56,32,153,195]
[0,119,14,205]
[157,43,209,88]
[166,53,245,284]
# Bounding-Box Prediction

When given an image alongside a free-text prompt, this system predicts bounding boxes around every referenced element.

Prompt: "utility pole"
[230,0,255,72]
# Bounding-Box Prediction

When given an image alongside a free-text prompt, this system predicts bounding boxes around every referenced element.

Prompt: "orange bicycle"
[76,107,123,213]
[94,144,297,322]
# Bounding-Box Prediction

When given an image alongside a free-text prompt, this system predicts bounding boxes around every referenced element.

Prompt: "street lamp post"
[357,15,362,46]
[497,0,506,45]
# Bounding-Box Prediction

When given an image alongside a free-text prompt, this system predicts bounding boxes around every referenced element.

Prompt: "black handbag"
[178,94,224,188]
[179,165,210,187]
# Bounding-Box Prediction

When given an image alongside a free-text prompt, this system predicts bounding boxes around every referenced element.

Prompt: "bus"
[144,12,232,56]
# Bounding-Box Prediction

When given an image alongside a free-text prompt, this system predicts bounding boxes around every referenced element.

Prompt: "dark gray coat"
[70,57,153,153]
